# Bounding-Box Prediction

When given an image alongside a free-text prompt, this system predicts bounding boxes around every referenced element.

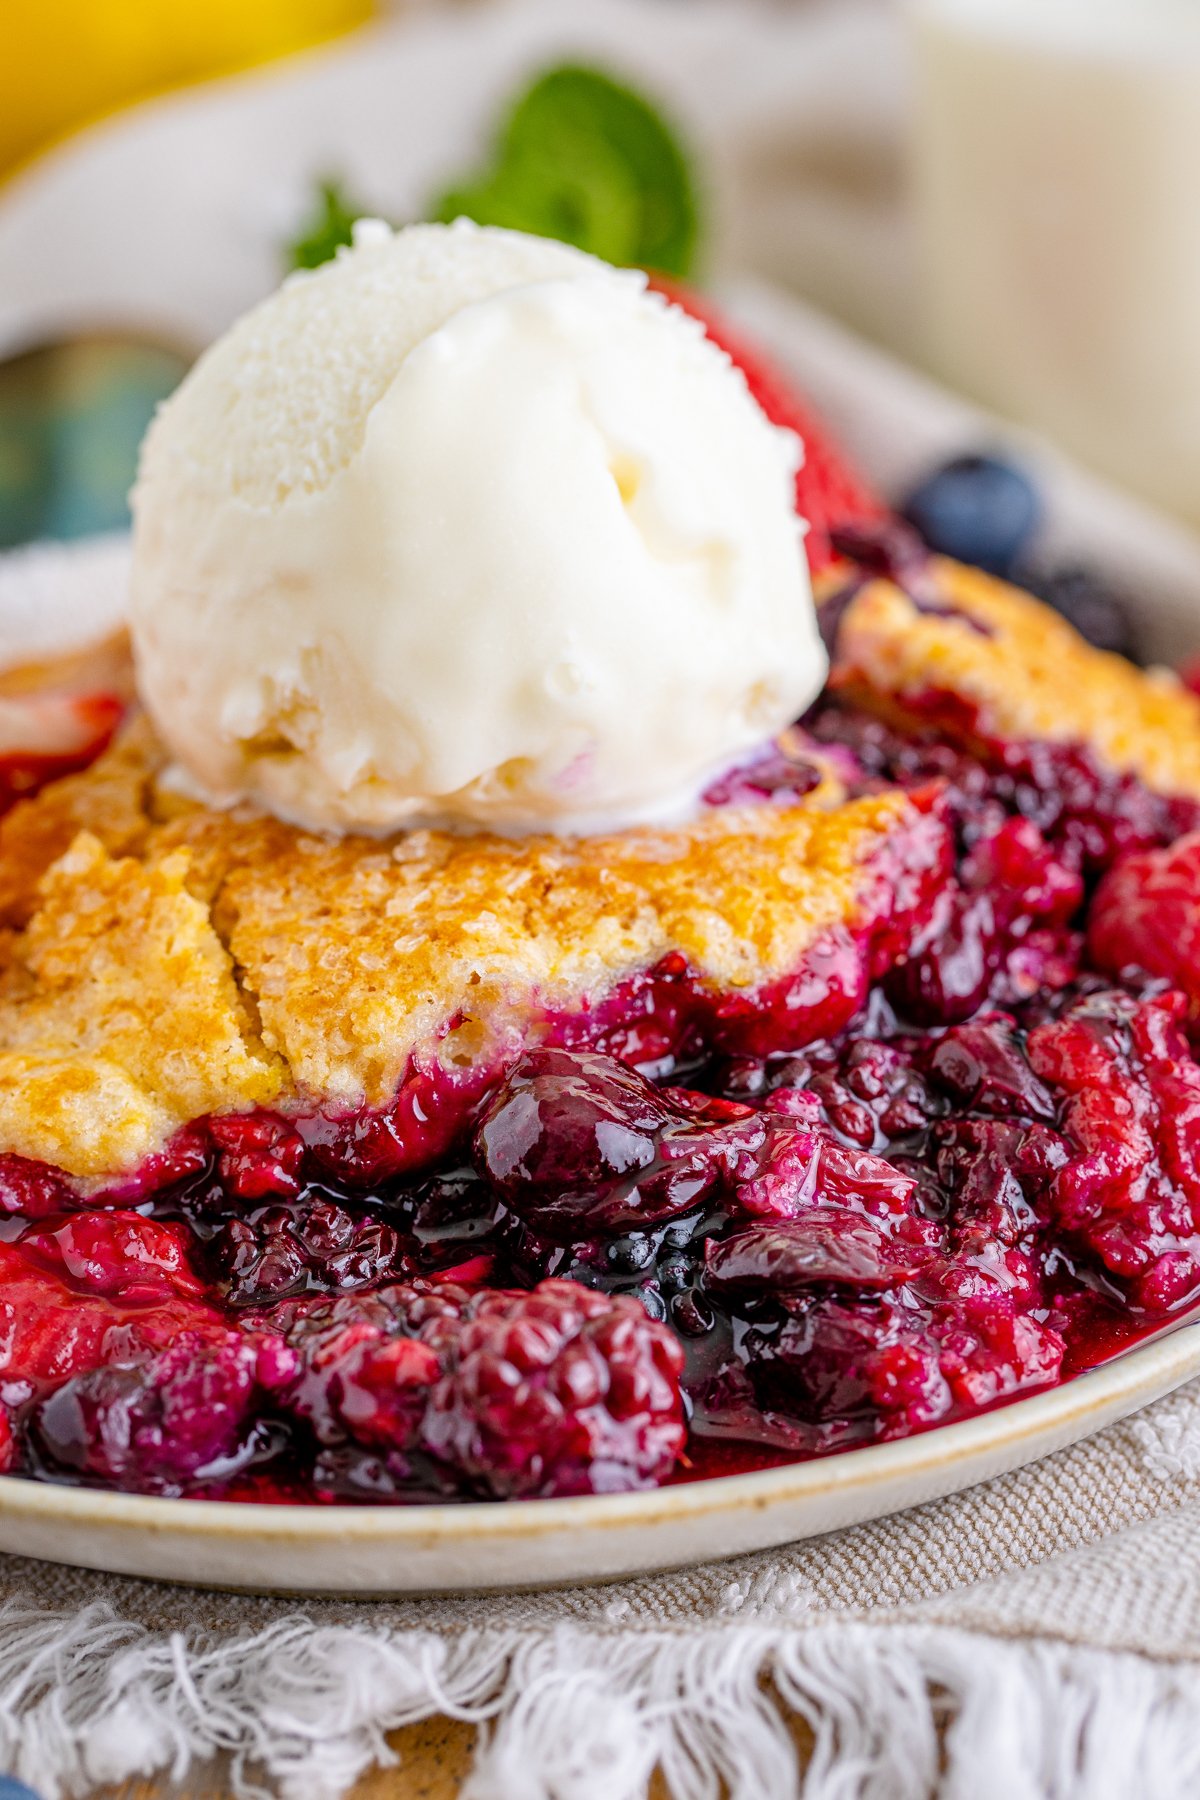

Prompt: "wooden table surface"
[104,1718,662,1797]
[108,1718,483,1799]
[104,1711,816,1798]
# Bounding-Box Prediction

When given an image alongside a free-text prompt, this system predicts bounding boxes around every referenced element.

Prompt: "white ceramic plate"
[4,0,1200,1605]
[0,1327,1195,1594]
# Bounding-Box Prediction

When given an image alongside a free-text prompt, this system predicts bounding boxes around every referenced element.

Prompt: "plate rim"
[3,1320,1198,1547]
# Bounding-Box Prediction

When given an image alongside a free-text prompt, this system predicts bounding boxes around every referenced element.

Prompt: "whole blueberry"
[902,454,1040,576]
[0,1780,43,1800]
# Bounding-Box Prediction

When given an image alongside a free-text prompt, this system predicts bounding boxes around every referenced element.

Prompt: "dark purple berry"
[474,1049,761,1240]
[1018,562,1137,660]
[33,1329,294,1492]
[207,1191,411,1306]
[902,453,1040,576]
[705,1214,926,1296]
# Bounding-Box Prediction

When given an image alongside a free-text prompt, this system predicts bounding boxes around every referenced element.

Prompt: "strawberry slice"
[1089,833,1200,1005]
[0,690,123,814]
[652,279,887,574]
[0,1226,219,1388]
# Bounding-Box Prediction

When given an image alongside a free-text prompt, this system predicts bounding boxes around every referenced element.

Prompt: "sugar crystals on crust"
[0,831,282,1176]
[0,716,930,1178]
[824,556,1200,801]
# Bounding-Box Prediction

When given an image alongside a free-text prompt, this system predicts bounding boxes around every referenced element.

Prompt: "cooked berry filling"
[2,692,1200,1503]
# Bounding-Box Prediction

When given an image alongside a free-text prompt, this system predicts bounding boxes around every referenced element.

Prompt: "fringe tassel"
[0,1601,1195,1799]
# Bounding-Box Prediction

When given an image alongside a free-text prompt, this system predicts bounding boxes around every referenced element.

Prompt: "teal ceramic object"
[0,336,190,549]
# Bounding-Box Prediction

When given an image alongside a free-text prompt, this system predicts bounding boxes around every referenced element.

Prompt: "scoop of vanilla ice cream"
[130,219,825,835]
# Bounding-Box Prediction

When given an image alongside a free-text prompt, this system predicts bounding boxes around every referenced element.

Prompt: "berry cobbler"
[3,222,1200,1507]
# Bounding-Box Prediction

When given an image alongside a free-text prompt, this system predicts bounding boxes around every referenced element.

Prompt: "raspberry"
[267,1277,686,1499]
[207,1111,306,1201]
[298,1062,489,1189]
[884,818,1082,1027]
[1026,988,1200,1310]
[270,1287,443,1458]
[736,1300,952,1447]
[736,1094,920,1219]
[709,928,874,1058]
[925,1012,1057,1124]
[18,1211,207,1304]
[33,1328,295,1492]
[933,1120,1064,1252]
[1089,832,1200,1004]
[730,1271,1063,1452]
[0,1154,81,1219]
[928,1287,1064,1414]
[420,1281,685,1498]
[652,281,887,573]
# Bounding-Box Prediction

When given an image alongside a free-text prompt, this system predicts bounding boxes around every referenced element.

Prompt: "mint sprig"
[432,65,700,277]
[284,64,702,277]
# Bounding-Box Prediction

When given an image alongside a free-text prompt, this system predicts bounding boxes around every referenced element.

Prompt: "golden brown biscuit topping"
[824,557,1200,800]
[0,715,927,1178]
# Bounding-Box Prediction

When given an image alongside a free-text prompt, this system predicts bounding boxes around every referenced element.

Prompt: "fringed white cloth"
[2,1596,1200,1799]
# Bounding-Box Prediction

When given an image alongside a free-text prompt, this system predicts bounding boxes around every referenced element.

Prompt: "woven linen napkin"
[0,1379,1198,1798]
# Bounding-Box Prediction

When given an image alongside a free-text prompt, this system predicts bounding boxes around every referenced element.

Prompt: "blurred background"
[1,0,1198,566]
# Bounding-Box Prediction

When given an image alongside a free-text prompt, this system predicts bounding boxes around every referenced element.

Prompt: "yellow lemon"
[0,0,375,178]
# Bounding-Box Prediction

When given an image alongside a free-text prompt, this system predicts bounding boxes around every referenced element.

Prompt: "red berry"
[19,1210,208,1304]
[267,1277,686,1499]
[208,1111,307,1200]
[704,1214,926,1296]
[421,1281,685,1498]
[0,1229,221,1388]
[1027,989,1200,1309]
[475,1048,763,1241]
[0,1155,79,1219]
[33,1328,292,1491]
[0,691,124,815]
[1089,832,1200,1004]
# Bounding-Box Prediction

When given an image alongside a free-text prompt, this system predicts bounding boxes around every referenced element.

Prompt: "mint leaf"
[288,179,372,272]
[286,66,703,277]
[431,65,700,277]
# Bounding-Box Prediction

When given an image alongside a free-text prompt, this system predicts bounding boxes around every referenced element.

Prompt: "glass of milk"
[909,0,1200,528]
